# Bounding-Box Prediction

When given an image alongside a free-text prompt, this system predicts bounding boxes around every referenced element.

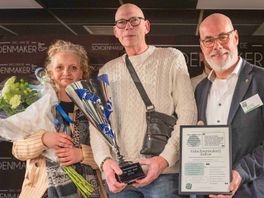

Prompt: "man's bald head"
[199,13,234,36]
[115,3,144,21]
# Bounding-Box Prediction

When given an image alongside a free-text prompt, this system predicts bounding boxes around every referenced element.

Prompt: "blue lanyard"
[55,104,74,124]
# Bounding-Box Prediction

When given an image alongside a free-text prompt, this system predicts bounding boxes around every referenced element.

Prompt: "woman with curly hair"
[12,40,107,198]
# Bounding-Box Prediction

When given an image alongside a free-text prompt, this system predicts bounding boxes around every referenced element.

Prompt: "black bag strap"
[125,55,155,111]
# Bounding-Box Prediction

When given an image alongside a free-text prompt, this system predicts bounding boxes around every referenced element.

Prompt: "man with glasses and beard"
[90,3,197,198]
[195,13,264,198]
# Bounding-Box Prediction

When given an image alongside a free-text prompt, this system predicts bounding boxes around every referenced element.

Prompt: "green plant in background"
[0,76,39,116]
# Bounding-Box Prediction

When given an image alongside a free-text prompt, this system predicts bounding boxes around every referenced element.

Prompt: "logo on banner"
[0,192,20,198]
[92,43,123,51]
[0,41,47,54]
[0,63,38,75]
[0,160,26,171]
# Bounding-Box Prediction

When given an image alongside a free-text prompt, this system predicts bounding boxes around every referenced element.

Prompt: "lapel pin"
[245,79,249,83]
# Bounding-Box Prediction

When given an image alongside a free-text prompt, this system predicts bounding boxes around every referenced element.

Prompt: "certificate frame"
[179,125,232,195]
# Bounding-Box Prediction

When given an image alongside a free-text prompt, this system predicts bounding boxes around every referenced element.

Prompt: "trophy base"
[116,162,145,184]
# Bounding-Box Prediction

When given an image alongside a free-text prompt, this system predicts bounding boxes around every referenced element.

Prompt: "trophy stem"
[116,151,125,165]
[112,145,130,166]
[113,146,145,184]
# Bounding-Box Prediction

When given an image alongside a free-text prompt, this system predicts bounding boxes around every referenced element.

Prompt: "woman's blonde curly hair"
[45,40,90,80]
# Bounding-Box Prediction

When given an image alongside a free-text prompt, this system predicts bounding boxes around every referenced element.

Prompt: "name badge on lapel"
[240,94,263,114]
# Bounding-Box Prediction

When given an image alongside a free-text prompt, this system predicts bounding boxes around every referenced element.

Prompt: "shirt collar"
[123,45,155,65]
[208,57,242,82]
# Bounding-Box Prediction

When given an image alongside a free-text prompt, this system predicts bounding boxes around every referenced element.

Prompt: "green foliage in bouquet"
[0,76,39,116]
[63,166,94,197]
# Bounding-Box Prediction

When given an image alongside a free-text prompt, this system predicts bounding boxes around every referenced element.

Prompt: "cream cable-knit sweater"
[90,45,197,174]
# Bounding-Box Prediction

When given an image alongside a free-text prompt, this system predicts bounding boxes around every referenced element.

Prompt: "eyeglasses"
[115,17,145,29]
[200,30,235,48]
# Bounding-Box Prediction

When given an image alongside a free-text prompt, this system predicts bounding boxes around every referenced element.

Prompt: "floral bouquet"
[0,75,94,197]
[0,76,39,117]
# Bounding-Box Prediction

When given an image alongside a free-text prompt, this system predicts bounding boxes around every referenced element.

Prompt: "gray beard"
[207,53,237,73]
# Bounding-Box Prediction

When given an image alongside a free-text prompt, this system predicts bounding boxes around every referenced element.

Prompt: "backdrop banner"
[0,35,263,196]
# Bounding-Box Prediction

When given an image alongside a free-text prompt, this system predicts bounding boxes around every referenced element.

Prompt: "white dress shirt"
[206,58,242,125]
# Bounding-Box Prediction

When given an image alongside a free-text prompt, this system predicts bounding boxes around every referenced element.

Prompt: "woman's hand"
[55,147,83,166]
[42,132,73,149]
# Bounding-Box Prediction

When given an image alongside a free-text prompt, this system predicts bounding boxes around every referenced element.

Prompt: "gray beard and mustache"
[206,49,238,73]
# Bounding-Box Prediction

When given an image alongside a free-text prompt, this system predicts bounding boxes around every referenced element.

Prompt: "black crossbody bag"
[125,55,177,155]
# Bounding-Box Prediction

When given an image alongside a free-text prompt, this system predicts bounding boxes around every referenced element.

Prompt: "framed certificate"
[179,125,232,195]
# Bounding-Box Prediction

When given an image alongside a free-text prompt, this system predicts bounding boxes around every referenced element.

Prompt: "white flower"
[2,76,16,97]
[9,94,21,109]
[0,76,40,116]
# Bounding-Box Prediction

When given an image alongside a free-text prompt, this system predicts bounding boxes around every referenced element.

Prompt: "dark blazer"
[195,59,264,198]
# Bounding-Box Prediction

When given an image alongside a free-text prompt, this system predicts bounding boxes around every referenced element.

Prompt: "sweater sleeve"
[89,123,112,169]
[160,50,197,167]
[12,130,47,161]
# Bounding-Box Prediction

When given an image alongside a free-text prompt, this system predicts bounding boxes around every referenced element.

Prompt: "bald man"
[90,3,197,198]
[195,13,264,198]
